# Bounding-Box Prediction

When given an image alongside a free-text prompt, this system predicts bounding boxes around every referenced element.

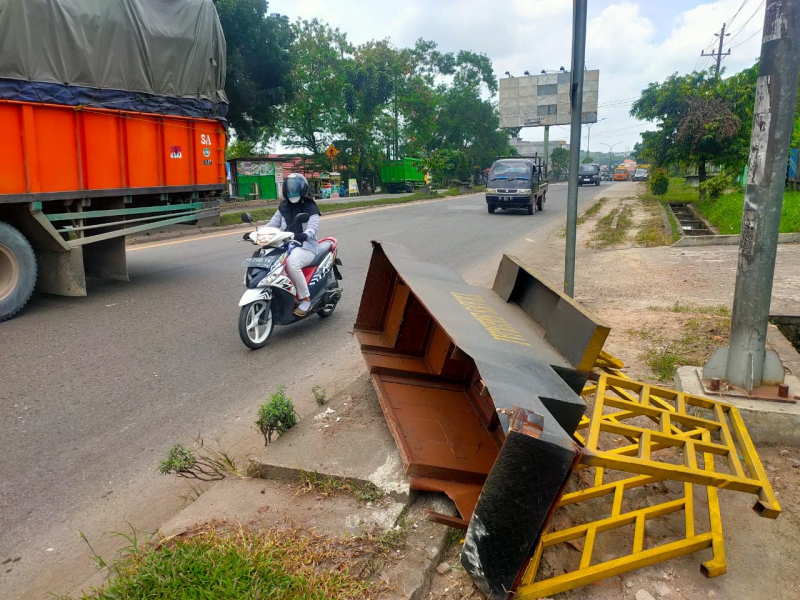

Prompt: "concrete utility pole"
[564,0,588,297]
[704,0,800,392]
[701,23,731,78]
[543,125,550,168]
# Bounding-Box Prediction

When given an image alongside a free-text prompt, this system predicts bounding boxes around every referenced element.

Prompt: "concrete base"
[674,366,800,446]
[249,374,412,503]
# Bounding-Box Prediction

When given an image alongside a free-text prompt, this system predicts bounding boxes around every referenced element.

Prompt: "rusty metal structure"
[354,243,779,599]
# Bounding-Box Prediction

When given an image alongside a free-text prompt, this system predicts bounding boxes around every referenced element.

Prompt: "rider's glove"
[294,232,308,243]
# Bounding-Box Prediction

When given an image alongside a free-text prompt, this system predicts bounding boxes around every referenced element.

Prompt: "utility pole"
[584,117,606,160]
[600,141,621,173]
[543,125,550,169]
[704,0,800,393]
[701,23,731,78]
[564,0,588,298]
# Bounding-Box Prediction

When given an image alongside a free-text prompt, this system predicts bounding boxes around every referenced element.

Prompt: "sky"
[269,0,768,155]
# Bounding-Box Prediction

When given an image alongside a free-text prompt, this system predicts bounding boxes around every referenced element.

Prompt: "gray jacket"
[266,211,320,255]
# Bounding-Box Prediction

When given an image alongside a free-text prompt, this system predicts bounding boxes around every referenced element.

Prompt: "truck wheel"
[537,194,544,211]
[0,222,37,322]
[487,204,496,214]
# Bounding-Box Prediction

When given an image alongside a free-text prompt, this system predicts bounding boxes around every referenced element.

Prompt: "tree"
[550,147,569,179]
[582,154,595,164]
[214,0,295,142]
[280,19,352,156]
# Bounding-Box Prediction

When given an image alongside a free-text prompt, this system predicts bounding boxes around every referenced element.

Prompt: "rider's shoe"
[293,299,311,317]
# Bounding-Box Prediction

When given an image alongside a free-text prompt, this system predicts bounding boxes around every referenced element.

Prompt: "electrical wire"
[727,0,765,42]
[726,0,751,29]
[729,27,762,49]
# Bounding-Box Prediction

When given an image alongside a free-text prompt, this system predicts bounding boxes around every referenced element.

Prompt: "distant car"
[578,163,601,186]
[613,168,629,181]
[633,168,649,182]
[485,158,548,215]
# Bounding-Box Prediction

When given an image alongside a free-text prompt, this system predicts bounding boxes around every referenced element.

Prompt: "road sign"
[498,70,599,128]
[325,145,339,160]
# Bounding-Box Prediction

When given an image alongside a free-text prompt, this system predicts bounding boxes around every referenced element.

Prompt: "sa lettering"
[200,134,212,145]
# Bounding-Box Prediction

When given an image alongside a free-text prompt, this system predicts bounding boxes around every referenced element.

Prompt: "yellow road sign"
[325,145,339,160]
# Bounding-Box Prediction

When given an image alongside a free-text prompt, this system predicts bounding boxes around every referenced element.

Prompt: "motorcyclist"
[265,173,321,316]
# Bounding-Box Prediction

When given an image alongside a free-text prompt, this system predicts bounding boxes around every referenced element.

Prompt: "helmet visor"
[284,177,305,200]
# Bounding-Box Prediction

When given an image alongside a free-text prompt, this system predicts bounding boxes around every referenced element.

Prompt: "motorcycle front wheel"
[239,299,274,349]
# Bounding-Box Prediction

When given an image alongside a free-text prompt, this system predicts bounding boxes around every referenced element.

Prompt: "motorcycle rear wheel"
[239,299,274,349]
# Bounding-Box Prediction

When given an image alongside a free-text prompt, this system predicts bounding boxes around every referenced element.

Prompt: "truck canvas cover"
[0,0,227,120]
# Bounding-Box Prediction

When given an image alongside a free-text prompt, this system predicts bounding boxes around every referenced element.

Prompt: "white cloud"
[269,0,767,152]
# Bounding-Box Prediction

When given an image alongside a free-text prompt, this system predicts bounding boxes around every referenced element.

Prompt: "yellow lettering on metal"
[450,292,530,346]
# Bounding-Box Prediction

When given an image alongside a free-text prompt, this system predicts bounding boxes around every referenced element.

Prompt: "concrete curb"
[126,192,480,246]
[672,232,800,247]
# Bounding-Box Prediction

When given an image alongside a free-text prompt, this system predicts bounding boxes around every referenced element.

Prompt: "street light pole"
[600,141,621,172]
[564,0,588,298]
[584,118,606,160]
[704,0,800,392]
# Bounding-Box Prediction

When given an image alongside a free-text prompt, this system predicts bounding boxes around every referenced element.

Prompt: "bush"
[256,386,298,446]
[649,169,669,196]
[699,173,734,199]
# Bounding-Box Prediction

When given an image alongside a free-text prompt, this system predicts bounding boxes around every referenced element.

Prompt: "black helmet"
[283,173,309,203]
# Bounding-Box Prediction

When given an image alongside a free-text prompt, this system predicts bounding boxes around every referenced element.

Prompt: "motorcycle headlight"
[257,265,282,287]
[485,188,498,194]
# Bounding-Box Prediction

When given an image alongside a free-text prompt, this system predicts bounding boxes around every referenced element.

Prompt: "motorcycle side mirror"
[294,213,310,224]
[241,212,253,224]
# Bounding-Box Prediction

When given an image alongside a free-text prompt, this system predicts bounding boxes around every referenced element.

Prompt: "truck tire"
[527,203,534,215]
[0,222,37,322]
[487,204,496,214]
[537,193,544,212]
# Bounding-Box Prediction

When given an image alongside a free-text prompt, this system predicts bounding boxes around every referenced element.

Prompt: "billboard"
[498,70,599,128]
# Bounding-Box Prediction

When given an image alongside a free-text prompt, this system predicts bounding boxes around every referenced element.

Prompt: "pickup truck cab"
[578,163,601,186]
[485,158,548,215]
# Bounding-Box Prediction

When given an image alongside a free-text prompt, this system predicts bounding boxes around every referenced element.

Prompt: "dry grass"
[298,470,384,503]
[589,205,634,247]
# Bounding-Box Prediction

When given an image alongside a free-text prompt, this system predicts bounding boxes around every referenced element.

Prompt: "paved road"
[0,181,607,598]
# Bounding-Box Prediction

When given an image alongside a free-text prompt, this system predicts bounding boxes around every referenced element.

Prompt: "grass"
[65,522,388,600]
[635,197,678,247]
[636,307,731,380]
[217,191,446,226]
[578,197,607,226]
[695,189,800,234]
[649,301,731,316]
[298,470,384,503]
[638,177,702,241]
[589,205,634,247]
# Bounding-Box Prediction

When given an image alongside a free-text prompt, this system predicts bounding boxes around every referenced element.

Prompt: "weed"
[256,386,298,446]
[635,216,674,247]
[649,302,731,316]
[473,185,486,192]
[65,522,388,600]
[158,437,237,481]
[578,197,607,226]
[312,385,327,406]
[590,205,634,247]
[297,470,384,503]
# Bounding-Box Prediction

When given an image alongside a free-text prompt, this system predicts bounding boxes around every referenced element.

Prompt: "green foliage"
[550,147,569,179]
[630,64,758,179]
[67,524,383,599]
[696,189,800,234]
[699,173,734,199]
[649,169,669,195]
[581,155,595,164]
[215,0,295,142]
[298,470,384,503]
[225,137,256,160]
[157,439,237,481]
[311,385,326,406]
[256,386,298,446]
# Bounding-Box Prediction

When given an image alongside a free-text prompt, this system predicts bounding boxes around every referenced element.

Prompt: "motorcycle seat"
[307,241,333,268]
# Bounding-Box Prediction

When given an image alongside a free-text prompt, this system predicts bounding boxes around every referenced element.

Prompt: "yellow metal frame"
[582,375,780,518]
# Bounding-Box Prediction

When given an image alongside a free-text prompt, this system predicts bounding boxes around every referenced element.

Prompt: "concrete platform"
[249,374,412,503]
[674,366,800,446]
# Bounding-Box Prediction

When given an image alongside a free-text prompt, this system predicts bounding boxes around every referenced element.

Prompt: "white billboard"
[498,70,599,128]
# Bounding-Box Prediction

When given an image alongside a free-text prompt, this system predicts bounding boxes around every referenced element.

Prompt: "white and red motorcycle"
[238,212,342,349]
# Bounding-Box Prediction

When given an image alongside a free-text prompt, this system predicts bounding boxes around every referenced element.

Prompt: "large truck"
[379,157,425,193]
[0,0,228,321]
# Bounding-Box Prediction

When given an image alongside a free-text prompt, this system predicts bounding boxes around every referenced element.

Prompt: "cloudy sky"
[269,0,767,154]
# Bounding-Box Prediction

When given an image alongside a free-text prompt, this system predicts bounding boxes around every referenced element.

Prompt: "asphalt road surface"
[0,182,606,598]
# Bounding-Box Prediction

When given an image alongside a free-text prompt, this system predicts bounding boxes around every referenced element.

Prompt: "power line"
[726,0,751,28]
[727,0,765,42]
[730,27,763,49]
[699,22,732,77]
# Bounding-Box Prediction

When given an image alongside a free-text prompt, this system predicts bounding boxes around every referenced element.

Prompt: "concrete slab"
[248,374,412,503]
[158,477,405,540]
[672,232,800,247]
[674,366,800,446]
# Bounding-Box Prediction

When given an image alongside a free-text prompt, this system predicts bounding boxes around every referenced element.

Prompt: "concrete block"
[674,366,800,446]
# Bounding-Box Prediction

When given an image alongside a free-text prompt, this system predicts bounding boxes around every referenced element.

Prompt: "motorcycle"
[237,212,343,349]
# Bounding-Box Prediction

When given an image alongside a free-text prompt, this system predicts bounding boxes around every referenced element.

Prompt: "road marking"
[128,194,475,252]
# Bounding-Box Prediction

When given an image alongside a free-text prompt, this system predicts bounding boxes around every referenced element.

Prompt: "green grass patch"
[589,205,634,247]
[649,301,730,316]
[577,197,607,226]
[66,523,387,600]
[638,311,730,381]
[217,192,444,227]
[695,189,800,234]
[298,470,384,503]
[638,178,699,241]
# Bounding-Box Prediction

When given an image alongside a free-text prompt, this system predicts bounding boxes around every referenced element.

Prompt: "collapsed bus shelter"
[354,242,779,599]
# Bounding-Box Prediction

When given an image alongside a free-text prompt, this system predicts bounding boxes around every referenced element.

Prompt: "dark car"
[485,158,548,215]
[578,163,601,186]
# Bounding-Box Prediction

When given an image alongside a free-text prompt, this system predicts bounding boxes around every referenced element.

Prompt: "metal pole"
[543,125,550,170]
[725,0,800,391]
[564,0,587,297]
